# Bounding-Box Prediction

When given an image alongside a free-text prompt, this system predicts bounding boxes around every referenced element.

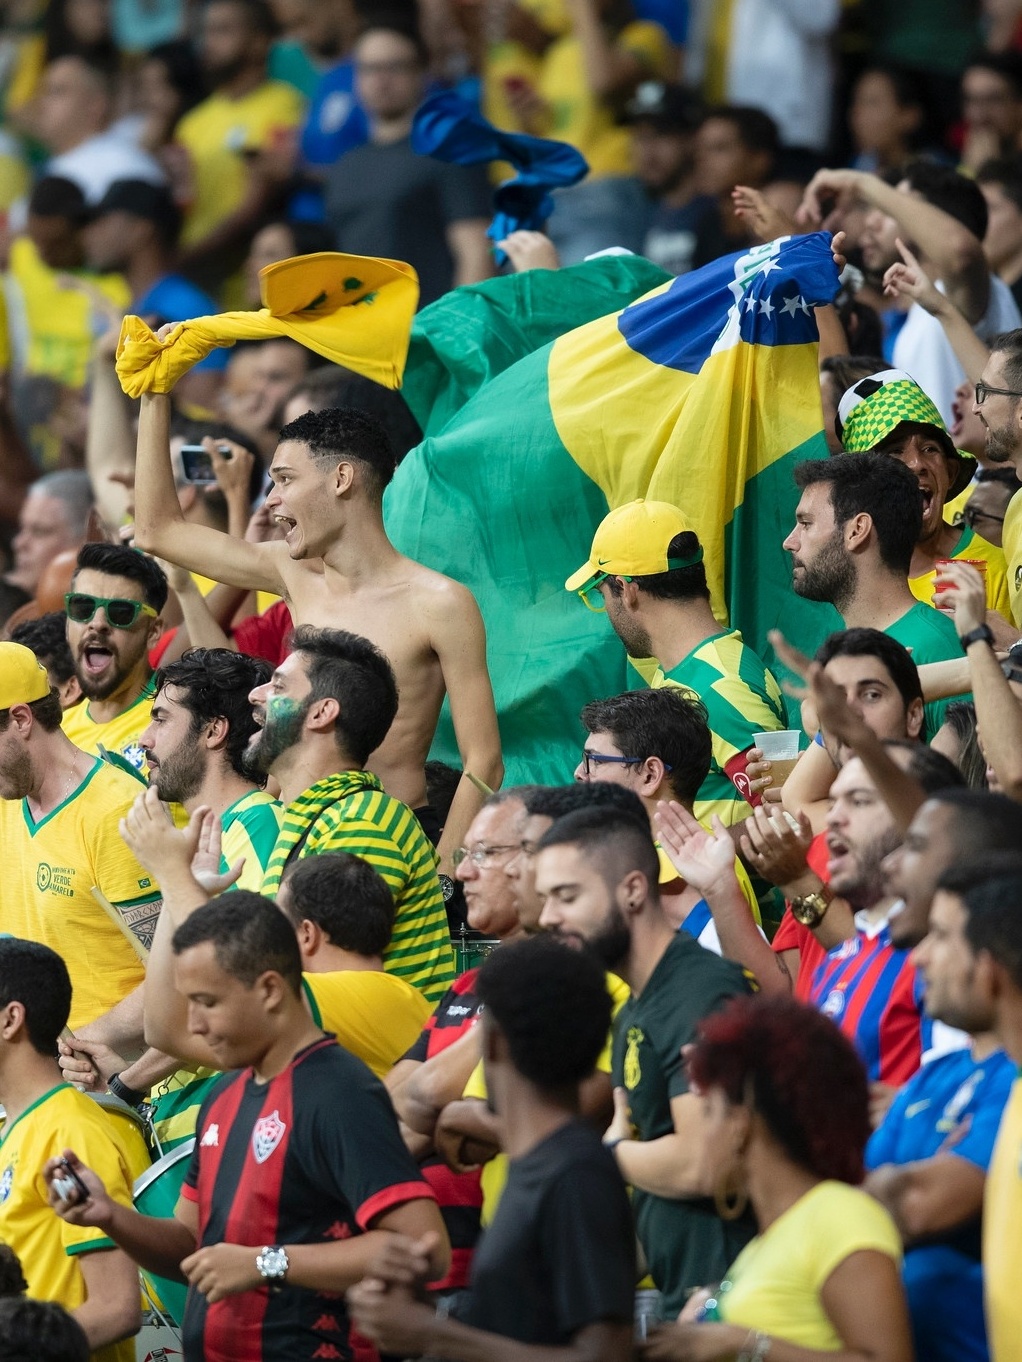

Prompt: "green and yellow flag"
[385,234,842,784]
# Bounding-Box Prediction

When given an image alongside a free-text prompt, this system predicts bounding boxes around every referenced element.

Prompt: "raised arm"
[428,581,503,875]
[132,393,286,595]
[799,169,989,323]
[86,331,136,535]
[882,239,991,384]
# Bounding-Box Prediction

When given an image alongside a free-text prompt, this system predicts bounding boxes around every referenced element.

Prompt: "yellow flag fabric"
[115,253,419,397]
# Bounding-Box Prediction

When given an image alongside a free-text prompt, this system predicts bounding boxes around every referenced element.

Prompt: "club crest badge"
[0,1165,12,1203]
[252,1110,286,1164]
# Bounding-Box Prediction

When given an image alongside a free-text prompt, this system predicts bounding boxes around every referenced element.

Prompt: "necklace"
[60,753,80,806]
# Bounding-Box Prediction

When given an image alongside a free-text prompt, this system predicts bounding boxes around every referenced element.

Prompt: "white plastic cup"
[753,730,802,787]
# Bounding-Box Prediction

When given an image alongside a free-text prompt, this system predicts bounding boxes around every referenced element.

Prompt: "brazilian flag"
[384,233,842,785]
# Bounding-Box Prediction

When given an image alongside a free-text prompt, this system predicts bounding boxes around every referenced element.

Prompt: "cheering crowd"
[4,3,1022,1362]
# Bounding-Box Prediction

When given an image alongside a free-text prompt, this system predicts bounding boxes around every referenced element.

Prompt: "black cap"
[623,82,702,133]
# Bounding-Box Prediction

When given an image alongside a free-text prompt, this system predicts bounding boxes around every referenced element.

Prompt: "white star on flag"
[780,295,801,317]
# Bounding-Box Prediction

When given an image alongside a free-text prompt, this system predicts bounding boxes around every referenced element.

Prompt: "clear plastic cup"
[753,729,802,786]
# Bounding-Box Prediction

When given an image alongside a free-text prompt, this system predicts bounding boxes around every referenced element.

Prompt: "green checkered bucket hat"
[836,368,976,501]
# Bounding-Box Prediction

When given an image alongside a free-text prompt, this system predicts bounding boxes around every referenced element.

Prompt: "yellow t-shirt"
[463,971,630,1224]
[908,524,1012,621]
[1001,487,1022,628]
[62,680,155,779]
[0,236,130,386]
[984,1075,1022,1362]
[302,971,432,1078]
[0,1083,151,1362]
[536,23,673,177]
[0,759,158,1029]
[719,1180,902,1349]
[175,82,305,247]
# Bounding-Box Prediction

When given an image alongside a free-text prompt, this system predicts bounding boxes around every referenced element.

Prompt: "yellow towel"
[115,253,419,398]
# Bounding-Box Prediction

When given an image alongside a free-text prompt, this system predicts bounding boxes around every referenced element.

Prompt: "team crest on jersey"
[121,743,147,772]
[821,988,846,1021]
[252,1110,286,1164]
[623,1027,643,1090]
[0,1165,12,1203]
[200,1123,219,1148]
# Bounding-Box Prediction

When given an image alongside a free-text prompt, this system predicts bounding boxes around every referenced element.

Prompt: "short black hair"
[280,852,395,956]
[0,1246,27,1299]
[815,627,923,710]
[537,805,660,896]
[171,892,303,994]
[0,1298,88,1362]
[820,354,890,395]
[277,407,398,502]
[288,368,423,462]
[937,850,1022,899]
[989,326,1022,393]
[288,625,399,766]
[580,689,712,806]
[901,159,989,242]
[0,689,63,735]
[976,463,1022,490]
[72,543,169,614]
[520,782,643,825]
[794,453,923,575]
[10,612,76,685]
[355,18,430,67]
[28,176,88,224]
[476,935,612,1090]
[958,871,1022,990]
[154,648,270,781]
[977,155,1022,213]
[704,104,780,159]
[0,939,72,1055]
[926,788,1022,857]
[882,738,966,793]
[206,0,278,37]
[603,531,708,603]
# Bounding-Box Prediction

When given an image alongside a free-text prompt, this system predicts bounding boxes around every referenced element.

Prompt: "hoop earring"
[713,1161,748,1221]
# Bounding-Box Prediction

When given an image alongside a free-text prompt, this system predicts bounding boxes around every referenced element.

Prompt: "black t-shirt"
[181,1036,435,1362]
[325,137,491,306]
[460,1120,635,1344]
[612,934,756,1316]
[642,194,729,276]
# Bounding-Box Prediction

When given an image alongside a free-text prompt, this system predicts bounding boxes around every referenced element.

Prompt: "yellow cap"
[565,500,703,593]
[0,643,51,709]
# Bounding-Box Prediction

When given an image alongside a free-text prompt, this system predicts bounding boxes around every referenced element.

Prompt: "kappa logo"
[200,1123,219,1148]
[0,1165,12,1203]
[252,1110,287,1164]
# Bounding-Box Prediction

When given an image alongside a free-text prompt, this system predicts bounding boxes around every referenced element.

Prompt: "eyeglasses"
[580,749,673,777]
[576,572,634,613]
[65,593,157,629]
[963,504,1006,528]
[974,382,1022,405]
[452,843,520,868]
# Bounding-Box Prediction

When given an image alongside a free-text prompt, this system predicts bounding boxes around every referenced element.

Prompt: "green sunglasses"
[65,592,157,629]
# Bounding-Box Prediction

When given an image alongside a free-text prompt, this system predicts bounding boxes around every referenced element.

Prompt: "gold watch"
[789,885,833,927]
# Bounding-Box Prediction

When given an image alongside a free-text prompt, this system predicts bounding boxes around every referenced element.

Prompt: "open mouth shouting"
[79,639,116,681]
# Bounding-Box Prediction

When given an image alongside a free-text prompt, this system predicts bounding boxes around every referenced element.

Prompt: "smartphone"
[52,1158,90,1205]
[180,444,216,484]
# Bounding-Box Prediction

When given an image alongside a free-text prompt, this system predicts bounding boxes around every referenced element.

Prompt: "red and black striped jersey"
[181,1036,436,1361]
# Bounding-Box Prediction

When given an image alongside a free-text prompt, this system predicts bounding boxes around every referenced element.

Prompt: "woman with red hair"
[642,995,912,1362]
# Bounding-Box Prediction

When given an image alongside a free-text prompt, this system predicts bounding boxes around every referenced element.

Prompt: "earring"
[714,1161,748,1221]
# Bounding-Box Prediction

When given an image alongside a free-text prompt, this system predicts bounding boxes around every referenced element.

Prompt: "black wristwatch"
[438,873,455,902]
[108,1072,147,1110]
[960,623,995,651]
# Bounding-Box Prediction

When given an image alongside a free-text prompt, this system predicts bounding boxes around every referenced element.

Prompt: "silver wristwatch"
[256,1244,290,1290]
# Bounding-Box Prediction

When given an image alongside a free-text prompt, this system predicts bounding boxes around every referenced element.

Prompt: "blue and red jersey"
[809,922,930,1085]
[181,1035,436,1362]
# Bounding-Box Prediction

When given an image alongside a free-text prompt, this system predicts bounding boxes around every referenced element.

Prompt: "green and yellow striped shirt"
[261,770,455,1004]
[220,788,284,893]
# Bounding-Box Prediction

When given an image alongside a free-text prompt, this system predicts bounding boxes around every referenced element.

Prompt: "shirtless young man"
[132,393,502,877]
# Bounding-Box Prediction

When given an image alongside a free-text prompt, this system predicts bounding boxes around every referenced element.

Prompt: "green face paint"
[251,694,307,774]
[267,695,302,724]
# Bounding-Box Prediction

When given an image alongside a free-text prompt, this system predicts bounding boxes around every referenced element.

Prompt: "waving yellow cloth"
[115,253,420,398]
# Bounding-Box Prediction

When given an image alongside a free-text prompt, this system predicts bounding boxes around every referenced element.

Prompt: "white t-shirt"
[48,131,166,205]
[893,274,1022,427]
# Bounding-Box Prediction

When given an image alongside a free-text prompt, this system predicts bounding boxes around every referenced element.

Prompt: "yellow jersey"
[62,679,155,779]
[984,1075,1022,1362]
[719,1180,901,1348]
[909,524,1012,621]
[0,1083,151,1362]
[0,758,159,1028]
[536,23,673,177]
[175,82,305,247]
[1001,488,1022,628]
[0,236,130,387]
[463,971,630,1224]
[220,788,283,893]
[302,971,432,1077]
